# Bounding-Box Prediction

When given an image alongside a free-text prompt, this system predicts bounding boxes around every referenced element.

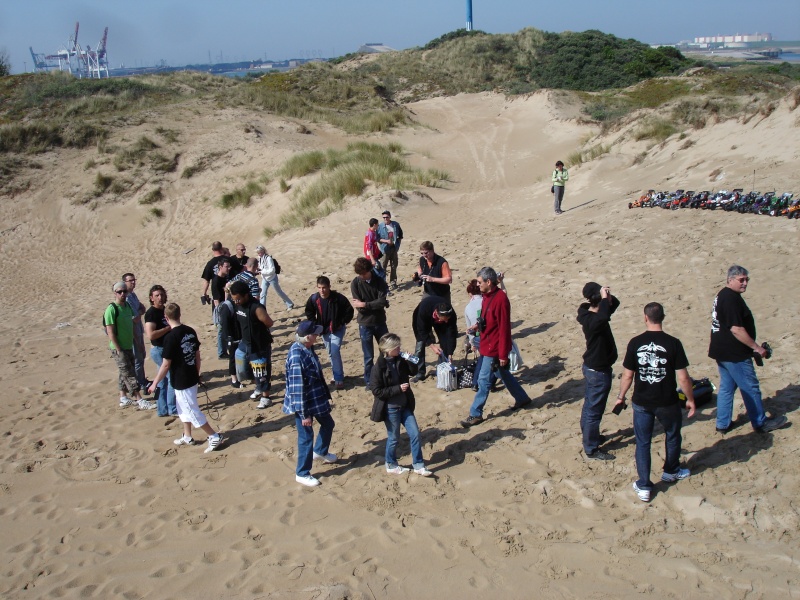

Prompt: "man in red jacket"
[461,267,531,427]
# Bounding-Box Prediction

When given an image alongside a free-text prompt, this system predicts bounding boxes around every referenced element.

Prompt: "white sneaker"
[313,452,337,464]
[173,436,195,446]
[661,468,690,482]
[204,434,223,453]
[296,474,320,487]
[119,397,134,408]
[386,466,409,475]
[256,397,272,409]
[413,467,433,477]
[632,482,651,502]
[137,399,156,410]
[250,390,260,400]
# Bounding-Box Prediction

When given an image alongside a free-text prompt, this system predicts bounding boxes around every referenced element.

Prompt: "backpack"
[102,302,120,336]
[271,256,282,275]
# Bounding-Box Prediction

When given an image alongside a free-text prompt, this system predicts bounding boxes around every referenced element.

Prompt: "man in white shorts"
[149,303,222,453]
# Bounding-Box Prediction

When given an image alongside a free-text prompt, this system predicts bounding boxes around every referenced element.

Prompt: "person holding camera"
[460,267,531,428]
[614,303,696,503]
[200,241,225,307]
[709,265,787,433]
[416,241,452,303]
[577,282,620,460]
[552,160,568,215]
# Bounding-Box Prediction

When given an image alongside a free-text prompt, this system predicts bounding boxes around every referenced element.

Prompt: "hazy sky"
[2,0,798,73]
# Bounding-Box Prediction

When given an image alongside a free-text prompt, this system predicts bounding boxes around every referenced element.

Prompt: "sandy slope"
[1,88,799,599]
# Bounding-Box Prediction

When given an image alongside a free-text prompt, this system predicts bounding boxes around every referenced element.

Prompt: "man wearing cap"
[304,276,355,391]
[122,272,149,391]
[377,210,403,289]
[350,257,390,387]
[577,281,620,460]
[282,320,337,487]
[104,282,152,410]
[255,245,295,311]
[461,267,531,428]
[230,280,275,409]
[410,295,458,383]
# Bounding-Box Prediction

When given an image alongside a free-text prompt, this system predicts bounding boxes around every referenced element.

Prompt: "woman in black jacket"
[370,333,432,476]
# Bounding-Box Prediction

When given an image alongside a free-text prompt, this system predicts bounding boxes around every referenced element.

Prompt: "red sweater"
[479,288,512,359]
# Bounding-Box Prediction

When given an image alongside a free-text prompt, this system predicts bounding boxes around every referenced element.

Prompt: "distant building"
[694,33,772,44]
[357,43,396,54]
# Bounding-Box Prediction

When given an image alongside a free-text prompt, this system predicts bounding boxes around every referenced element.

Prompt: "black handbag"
[456,347,477,389]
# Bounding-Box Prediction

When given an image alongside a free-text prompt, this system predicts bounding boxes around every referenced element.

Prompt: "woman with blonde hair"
[370,333,432,476]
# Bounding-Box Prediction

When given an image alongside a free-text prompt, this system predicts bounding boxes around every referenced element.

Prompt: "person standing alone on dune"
[552,160,568,215]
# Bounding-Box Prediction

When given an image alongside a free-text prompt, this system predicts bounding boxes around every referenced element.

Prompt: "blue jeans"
[150,346,176,416]
[359,323,389,385]
[322,326,346,383]
[581,365,613,454]
[260,276,294,309]
[632,402,682,490]
[216,323,225,358]
[236,343,271,393]
[295,412,335,477]
[384,405,424,469]
[715,359,766,430]
[133,330,147,388]
[469,355,531,418]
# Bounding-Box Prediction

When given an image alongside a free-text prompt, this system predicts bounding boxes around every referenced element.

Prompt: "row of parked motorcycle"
[628,189,799,217]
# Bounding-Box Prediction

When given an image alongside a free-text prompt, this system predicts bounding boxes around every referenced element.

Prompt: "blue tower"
[466,0,473,31]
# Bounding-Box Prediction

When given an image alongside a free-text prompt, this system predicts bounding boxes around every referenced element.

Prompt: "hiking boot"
[632,482,651,502]
[758,415,788,433]
[460,415,484,428]
[204,434,223,453]
[661,468,690,482]
[586,450,615,461]
[313,452,338,464]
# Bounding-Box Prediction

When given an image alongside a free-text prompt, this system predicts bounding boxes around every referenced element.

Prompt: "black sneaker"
[510,398,532,411]
[586,450,615,461]
[460,415,484,428]
[410,373,427,383]
[758,415,788,433]
[715,425,731,434]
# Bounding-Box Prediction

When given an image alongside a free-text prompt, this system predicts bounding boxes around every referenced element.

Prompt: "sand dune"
[1,88,799,599]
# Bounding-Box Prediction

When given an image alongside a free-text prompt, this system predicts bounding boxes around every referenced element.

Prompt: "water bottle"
[400,351,420,364]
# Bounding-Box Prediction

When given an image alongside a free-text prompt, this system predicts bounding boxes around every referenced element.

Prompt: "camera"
[612,400,627,415]
[753,342,772,367]
[412,272,422,286]
[476,316,487,333]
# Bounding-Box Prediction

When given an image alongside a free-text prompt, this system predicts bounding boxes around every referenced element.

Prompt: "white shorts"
[175,386,208,428]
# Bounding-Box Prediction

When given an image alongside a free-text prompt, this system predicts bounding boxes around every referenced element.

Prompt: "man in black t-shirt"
[615,303,696,503]
[148,303,222,453]
[200,241,224,304]
[144,285,175,417]
[576,281,620,461]
[212,258,231,359]
[708,265,787,434]
[230,280,275,408]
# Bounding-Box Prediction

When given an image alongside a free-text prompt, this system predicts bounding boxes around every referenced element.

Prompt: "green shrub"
[149,207,164,218]
[94,173,114,195]
[279,178,290,193]
[633,117,678,141]
[151,152,179,173]
[219,180,264,209]
[155,126,180,143]
[140,188,163,205]
[181,151,225,178]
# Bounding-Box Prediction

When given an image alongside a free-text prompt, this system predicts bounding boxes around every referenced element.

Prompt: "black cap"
[582,282,601,299]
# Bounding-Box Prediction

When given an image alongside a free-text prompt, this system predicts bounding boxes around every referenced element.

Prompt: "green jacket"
[552,168,569,187]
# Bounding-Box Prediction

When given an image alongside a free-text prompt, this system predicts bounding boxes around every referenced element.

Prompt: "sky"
[2,0,798,73]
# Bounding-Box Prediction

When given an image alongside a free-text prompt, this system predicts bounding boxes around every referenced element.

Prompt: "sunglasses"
[115,290,128,295]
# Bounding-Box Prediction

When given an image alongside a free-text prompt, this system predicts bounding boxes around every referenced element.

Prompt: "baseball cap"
[113,281,127,292]
[297,320,323,337]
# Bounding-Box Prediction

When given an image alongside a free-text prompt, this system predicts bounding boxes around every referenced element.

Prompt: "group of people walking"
[103,218,788,501]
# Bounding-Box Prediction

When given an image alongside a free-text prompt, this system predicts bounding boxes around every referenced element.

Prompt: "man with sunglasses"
[104,281,152,409]
[709,265,787,433]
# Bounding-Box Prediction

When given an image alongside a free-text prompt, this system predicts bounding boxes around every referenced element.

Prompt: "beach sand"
[1,88,799,599]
